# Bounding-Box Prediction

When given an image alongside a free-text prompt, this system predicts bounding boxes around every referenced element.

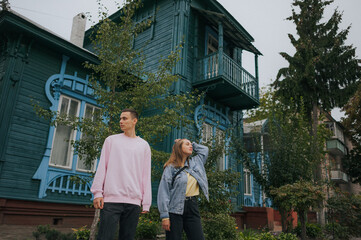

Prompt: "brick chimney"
[70,13,86,47]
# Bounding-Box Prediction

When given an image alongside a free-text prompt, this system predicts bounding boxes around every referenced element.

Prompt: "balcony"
[330,170,348,183]
[326,139,346,156]
[195,52,259,110]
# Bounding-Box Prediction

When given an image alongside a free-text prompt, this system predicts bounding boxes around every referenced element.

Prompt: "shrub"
[72,225,90,240]
[277,232,298,240]
[202,213,239,240]
[259,231,276,240]
[135,216,160,240]
[324,222,350,240]
[293,222,323,239]
[327,192,361,237]
[33,225,75,240]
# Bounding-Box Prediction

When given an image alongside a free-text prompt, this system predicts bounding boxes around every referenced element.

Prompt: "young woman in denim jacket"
[157,139,209,240]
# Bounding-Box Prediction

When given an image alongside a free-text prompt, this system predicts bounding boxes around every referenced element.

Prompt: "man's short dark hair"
[121,108,139,119]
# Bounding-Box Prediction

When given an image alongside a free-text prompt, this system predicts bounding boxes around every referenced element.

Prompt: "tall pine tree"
[274,0,360,118]
[273,0,360,225]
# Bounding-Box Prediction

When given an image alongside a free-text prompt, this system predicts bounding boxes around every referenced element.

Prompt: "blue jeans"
[166,197,205,240]
[97,203,141,240]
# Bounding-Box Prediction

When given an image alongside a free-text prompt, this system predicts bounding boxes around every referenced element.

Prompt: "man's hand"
[162,219,170,231]
[93,197,104,209]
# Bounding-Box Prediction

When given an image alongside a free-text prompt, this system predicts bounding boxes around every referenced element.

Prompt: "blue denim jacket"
[157,142,209,219]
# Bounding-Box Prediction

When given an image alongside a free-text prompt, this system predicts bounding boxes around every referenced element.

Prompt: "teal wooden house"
[0,0,263,228]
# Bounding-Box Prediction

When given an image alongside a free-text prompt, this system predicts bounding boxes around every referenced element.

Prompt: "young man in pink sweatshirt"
[91,109,152,240]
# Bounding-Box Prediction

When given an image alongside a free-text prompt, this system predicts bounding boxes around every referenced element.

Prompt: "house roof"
[192,3,262,55]
[243,119,268,134]
[84,0,262,56]
[0,9,99,63]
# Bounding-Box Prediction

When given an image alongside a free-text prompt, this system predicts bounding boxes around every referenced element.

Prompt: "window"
[202,123,213,143]
[207,34,218,55]
[49,95,100,171]
[50,95,80,168]
[77,104,101,171]
[243,168,252,195]
[202,122,226,170]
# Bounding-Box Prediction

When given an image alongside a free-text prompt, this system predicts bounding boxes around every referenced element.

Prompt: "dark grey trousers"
[97,203,141,240]
[166,197,205,240]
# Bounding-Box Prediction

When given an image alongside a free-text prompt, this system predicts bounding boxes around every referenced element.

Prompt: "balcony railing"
[196,52,259,102]
[327,139,346,156]
[330,170,348,183]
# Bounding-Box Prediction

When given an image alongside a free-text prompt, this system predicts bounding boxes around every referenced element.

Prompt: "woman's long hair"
[164,139,188,168]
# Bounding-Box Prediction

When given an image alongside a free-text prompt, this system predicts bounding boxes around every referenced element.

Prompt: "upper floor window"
[77,104,101,171]
[50,95,80,168]
[49,95,99,171]
[243,168,252,195]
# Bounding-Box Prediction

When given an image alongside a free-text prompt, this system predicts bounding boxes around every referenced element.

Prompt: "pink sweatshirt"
[91,133,152,211]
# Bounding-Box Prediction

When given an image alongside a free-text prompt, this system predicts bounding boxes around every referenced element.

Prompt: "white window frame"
[76,104,101,172]
[244,168,252,195]
[49,95,80,169]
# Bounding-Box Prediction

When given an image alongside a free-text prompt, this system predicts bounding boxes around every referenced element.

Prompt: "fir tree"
[273,0,360,223]
[274,0,360,118]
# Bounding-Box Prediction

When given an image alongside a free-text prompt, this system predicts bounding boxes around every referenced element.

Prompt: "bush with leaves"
[72,226,90,240]
[293,222,323,239]
[135,216,160,240]
[239,229,259,240]
[202,212,239,240]
[258,231,277,240]
[276,232,298,240]
[33,225,76,240]
[326,191,361,237]
[324,222,350,240]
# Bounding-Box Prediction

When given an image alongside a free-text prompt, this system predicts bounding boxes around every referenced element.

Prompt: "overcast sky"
[9,0,361,120]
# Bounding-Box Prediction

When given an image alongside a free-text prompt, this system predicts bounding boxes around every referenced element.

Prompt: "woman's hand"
[162,218,171,231]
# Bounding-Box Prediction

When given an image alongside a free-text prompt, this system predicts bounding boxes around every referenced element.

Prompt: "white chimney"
[70,13,86,47]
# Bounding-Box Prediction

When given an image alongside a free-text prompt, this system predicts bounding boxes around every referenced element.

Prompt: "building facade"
[0,0,262,228]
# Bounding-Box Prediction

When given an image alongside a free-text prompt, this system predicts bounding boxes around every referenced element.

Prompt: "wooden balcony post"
[218,21,223,76]
[255,54,259,99]
[237,48,243,67]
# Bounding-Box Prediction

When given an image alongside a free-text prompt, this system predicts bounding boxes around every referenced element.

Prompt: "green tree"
[274,0,360,119]
[36,1,199,239]
[273,0,360,224]
[270,181,325,240]
[342,83,361,184]
[242,88,328,231]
